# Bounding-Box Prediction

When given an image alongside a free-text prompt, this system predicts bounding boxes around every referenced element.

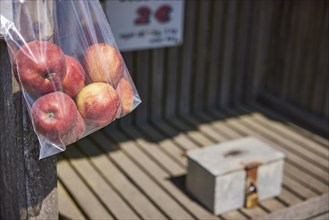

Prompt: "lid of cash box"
[187,136,285,176]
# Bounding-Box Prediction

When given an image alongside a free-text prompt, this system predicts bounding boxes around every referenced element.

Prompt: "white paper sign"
[105,0,185,51]
[0,1,13,38]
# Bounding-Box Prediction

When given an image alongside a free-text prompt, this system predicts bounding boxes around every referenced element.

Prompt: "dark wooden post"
[0,39,58,219]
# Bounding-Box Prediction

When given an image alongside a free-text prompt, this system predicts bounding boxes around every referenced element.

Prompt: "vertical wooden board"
[150,49,165,122]
[206,0,225,109]
[164,46,179,119]
[219,0,238,107]
[0,41,27,220]
[263,1,285,95]
[178,0,197,116]
[279,0,299,98]
[232,1,252,104]
[58,181,86,220]
[312,3,329,116]
[264,1,285,94]
[1,41,58,220]
[192,0,211,112]
[249,1,275,101]
[291,0,315,107]
[287,1,309,102]
[134,50,150,125]
[299,1,324,109]
[241,1,259,103]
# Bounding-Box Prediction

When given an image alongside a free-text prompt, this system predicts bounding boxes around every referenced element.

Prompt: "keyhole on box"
[247,183,257,194]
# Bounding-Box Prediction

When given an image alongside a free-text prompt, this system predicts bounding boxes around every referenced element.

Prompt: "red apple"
[31,91,77,142]
[116,78,134,117]
[76,82,120,126]
[83,43,123,86]
[13,41,66,94]
[62,55,86,97]
[61,111,86,145]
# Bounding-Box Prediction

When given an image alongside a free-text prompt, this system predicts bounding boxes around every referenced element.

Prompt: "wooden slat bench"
[58,104,329,219]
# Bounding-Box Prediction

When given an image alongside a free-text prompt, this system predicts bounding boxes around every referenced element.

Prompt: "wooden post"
[0,39,58,219]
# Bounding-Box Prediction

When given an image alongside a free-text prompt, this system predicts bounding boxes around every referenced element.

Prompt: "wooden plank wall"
[102,0,328,127]
[262,0,329,119]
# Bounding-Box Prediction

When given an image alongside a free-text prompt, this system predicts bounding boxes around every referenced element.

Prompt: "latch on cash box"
[244,162,261,208]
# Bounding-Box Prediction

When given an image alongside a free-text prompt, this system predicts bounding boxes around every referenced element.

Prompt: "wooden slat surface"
[58,105,328,219]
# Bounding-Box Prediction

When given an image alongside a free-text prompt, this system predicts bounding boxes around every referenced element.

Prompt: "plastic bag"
[0,0,141,159]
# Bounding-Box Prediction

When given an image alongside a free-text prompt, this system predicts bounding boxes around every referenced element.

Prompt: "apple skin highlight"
[83,43,123,86]
[76,82,120,126]
[14,41,67,94]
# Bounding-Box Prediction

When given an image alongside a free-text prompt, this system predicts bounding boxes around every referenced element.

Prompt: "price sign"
[105,0,185,51]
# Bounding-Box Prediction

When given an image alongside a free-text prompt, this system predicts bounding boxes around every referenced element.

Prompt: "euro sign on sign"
[105,0,185,52]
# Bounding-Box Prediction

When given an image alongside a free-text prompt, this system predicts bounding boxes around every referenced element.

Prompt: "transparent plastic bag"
[0,0,141,159]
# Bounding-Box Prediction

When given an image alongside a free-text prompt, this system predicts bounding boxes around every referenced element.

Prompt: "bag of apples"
[0,0,141,159]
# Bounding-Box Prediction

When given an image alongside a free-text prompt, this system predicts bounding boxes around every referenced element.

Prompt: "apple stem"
[48,112,55,119]
[46,73,56,81]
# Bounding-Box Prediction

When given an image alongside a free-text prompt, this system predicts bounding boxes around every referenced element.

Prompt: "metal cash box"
[186,137,285,214]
